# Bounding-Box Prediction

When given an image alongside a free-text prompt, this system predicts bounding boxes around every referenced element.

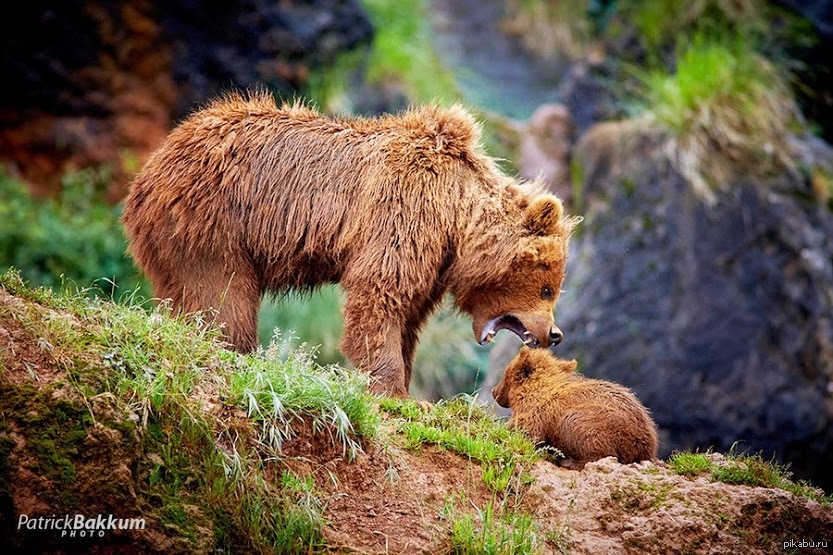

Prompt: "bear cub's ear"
[560,359,579,374]
[514,347,536,380]
[524,195,564,237]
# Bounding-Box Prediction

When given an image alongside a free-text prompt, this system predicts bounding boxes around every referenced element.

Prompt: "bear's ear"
[524,195,564,237]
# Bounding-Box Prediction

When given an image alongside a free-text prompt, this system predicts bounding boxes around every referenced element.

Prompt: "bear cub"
[493,347,658,469]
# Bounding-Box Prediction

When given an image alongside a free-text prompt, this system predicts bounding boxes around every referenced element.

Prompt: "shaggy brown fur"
[493,348,658,469]
[122,91,578,397]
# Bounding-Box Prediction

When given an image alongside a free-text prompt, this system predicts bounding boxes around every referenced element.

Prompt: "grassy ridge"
[0,268,543,552]
[0,269,379,552]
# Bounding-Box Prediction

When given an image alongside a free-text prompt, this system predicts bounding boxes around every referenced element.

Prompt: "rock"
[516,102,574,201]
[0,0,373,198]
[553,120,833,490]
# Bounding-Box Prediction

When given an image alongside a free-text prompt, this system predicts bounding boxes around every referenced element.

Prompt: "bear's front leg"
[340,289,409,398]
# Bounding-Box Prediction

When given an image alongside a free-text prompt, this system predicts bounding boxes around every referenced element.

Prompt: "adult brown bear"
[122,92,578,397]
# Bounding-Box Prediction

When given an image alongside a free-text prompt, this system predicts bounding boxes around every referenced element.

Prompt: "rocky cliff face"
[0,0,372,198]
[555,121,833,490]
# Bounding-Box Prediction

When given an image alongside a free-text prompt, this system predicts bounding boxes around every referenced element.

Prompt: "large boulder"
[554,121,833,490]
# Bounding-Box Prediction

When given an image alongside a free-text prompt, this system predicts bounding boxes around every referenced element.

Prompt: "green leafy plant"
[0,170,146,297]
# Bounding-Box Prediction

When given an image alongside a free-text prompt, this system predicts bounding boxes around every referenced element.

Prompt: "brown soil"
[1,288,831,554]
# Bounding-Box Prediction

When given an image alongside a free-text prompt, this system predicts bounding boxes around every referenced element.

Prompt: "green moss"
[1,382,91,489]
[0,420,15,520]
[159,504,198,541]
[636,481,674,508]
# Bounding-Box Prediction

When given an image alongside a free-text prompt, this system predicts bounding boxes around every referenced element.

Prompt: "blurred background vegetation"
[1,0,830,400]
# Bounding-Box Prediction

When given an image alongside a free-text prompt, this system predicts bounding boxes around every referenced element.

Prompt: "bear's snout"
[548,325,563,346]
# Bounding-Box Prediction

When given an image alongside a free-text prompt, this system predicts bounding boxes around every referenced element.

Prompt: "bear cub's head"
[492,347,577,409]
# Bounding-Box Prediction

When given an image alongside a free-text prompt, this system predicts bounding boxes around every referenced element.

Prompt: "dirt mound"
[1,285,831,554]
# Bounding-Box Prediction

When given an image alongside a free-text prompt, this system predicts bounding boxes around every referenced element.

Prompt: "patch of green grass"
[260,291,493,401]
[635,34,800,200]
[448,501,540,555]
[227,340,380,460]
[380,395,541,492]
[710,451,829,503]
[238,470,326,555]
[608,0,814,66]
[411,301,493,401]
[668,447,831,504]
[545,524,571,555]
[668,450,714,477]
[359,0,459,103]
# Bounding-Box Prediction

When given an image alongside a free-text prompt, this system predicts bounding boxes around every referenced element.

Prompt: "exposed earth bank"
[1,285,831,554]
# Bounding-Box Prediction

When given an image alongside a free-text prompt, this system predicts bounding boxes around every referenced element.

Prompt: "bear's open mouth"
[479,315,540,347]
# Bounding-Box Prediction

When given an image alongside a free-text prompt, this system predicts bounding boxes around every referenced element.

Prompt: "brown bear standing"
[493,348,658,468]
[122,91,578,397]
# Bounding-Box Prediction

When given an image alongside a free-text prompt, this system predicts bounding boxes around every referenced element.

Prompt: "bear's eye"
[541,286,554,300]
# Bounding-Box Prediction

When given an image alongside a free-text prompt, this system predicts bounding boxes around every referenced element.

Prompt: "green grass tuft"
[609,0,814,66]
[636,34,800,200]
[228,339,380,460]
[359,0,459,103]
[381,395,541,492]
[258,287,345,364]
[668,450,714,477]
[448,501,540,555]
[668,447,830,504]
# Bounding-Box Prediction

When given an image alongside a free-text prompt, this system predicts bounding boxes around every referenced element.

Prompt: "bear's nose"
[548,325,564,346]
